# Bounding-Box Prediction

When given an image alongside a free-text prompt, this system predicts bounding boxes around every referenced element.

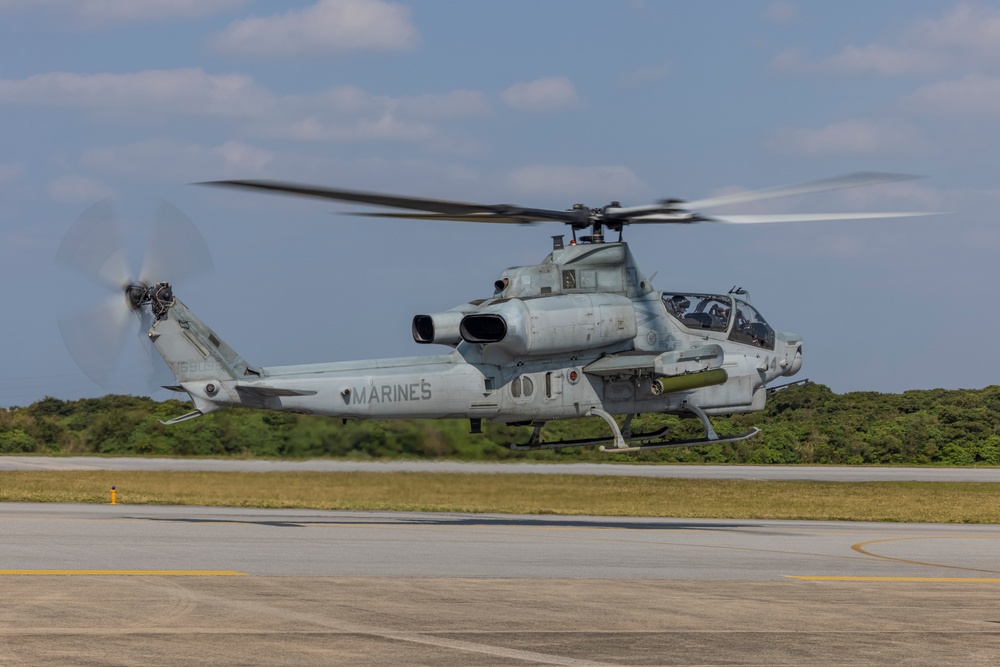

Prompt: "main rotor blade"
[680,172,920,211]
[139,201,213,286]
[628,211,941,225]
[56,198,131,291]
[353,212,536,224]
[706,211,941,224]
[200,180,582,224]
[202,179,493,214]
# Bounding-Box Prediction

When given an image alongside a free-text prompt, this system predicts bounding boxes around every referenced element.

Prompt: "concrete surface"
[1,504,998,665]
[3,456,1000,481]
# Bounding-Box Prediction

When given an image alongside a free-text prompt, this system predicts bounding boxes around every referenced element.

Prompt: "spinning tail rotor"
[56,199,212,394]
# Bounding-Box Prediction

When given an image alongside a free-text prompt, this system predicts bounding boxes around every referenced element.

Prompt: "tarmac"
[3,455,1000,481]
[1,502,998,665]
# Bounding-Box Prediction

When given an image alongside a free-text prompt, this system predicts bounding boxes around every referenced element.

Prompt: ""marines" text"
[349,381,432,404]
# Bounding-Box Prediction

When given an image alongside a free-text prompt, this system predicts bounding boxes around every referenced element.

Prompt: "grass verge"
[2,471,999,523]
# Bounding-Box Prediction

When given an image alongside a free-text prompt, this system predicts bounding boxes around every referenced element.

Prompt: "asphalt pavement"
[3,455,1000,481]
[1,503,998,665]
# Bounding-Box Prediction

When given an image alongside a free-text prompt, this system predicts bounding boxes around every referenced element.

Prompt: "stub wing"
[583,344,724,380]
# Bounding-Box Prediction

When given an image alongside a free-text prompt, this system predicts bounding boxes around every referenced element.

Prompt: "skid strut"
[587,408,626,449]
[683,401,719,440]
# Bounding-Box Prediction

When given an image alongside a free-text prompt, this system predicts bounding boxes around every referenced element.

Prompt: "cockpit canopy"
[662,292,775,350]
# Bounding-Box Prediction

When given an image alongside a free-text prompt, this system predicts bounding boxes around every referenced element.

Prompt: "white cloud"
[903,74,1000,116]
[397,90,491,120]
[782,3,1000,76]
[264,115,483,156]
[0,162,23,183]
[815,44,946,77]
[0,0,246,26]
[506,165,644,200]
[272,115,435,143]
[0,69,490,126]
[308,86,489,120]
[0,68,486,151]
[501,77,579,112]
[47,175,115,203]
[908,2,1000,60]
[215,141,273,172]
[76,0,246,24]
[210,0,418,57]
[82,138,274,181]
[766,119,926,156]
[256,87,487,153]
[834,180,946,211]
[0,69,275,121]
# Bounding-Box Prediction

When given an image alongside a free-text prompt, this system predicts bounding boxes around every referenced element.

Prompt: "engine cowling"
[412,311,466,346]
[459,293,637,357]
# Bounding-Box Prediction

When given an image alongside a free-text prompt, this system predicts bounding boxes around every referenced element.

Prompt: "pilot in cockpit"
[709,303,730,327]
[735,309,751,331]
[667,295,690,317]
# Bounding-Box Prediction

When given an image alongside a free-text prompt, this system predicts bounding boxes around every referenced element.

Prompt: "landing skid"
[510,426,759,452]
[598,427,760,453]
[509,404,761,453]
[510,426,672,451]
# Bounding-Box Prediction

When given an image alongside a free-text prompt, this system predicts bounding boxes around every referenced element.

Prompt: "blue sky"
[1,0,999,406]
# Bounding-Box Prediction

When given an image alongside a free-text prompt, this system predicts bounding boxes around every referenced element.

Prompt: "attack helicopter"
[58,173,929,452]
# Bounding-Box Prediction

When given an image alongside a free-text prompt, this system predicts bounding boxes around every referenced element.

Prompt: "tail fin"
[148,297,259,421]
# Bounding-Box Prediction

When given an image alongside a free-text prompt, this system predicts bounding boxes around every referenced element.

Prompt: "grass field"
[2,470,999,523]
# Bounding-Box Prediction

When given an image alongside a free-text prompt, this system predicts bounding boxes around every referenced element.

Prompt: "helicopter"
[58,172,930,452]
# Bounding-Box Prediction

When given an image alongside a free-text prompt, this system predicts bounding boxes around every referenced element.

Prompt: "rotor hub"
[124,282,175,319]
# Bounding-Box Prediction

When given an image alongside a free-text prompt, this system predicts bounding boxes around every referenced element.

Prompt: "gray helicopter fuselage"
[58,173,922,449]
[151,241,802,428]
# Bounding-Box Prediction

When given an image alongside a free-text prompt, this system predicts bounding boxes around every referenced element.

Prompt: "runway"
[4,455,1000,481]
[1,503,998,665]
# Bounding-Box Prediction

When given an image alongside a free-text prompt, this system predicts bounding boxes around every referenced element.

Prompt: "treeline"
[2,382,999,465]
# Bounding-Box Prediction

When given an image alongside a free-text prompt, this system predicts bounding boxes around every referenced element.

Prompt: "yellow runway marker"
[0,570,247,576]
[788,576,1000,582]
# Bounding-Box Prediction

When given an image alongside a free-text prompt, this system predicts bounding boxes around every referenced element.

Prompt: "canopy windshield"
[663,293,775,350]
[662,293,732,332]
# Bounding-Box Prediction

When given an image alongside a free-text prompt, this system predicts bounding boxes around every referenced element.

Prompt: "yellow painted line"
[0,569,247,576]
[852,535,1000,575]
[787,576,1000,582]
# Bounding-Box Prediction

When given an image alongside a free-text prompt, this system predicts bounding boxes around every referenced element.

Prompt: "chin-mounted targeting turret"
[126,282,175,320]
